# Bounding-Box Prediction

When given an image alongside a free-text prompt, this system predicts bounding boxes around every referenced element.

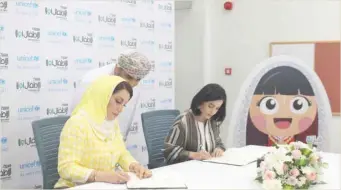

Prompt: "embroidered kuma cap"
[117,50,151,80]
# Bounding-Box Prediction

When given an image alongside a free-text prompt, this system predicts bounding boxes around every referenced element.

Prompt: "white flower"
[261,179,283,190]
[273,162,284,175]
[286,176,298,186]
[301,166,316,174]
[297,176,307,187]
[291,149,302,160]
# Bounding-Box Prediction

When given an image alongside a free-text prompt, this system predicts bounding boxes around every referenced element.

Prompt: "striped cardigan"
[163,110,226,165]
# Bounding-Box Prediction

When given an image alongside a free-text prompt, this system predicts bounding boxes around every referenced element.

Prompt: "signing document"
[203,145,271,166]
[126,171,187,189]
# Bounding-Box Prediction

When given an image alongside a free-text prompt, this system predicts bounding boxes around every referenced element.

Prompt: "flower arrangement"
[255,141,328,190]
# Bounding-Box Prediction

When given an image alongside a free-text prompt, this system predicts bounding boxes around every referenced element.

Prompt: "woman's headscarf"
[227,55,332,151]
[72,75,125,125]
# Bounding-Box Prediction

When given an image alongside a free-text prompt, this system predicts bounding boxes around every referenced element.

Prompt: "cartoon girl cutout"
[248,66,318,146]
[228,55,332,151]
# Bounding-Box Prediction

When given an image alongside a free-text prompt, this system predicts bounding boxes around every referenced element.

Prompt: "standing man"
[70,50,152,142]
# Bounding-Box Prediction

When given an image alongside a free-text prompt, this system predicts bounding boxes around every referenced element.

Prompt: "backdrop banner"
[0,0,174,188]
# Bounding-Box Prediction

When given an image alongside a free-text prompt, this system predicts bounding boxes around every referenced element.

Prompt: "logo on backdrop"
[18,137,35,147]
[45,5,67,20]
[47,78,69,92]
[158,61,173,72]
[159,78,172,88]
[15,27,40,42]
[15,1,39,16]
[74,8,92,23]
[140,98,156,111]
[121,37,137,49]
[99,58,117,68]
[46,103,68,116]
[129,121,139,134]
[97,35,115,48]
[0,1,8,13]
[19,160,41,177]
[121,0,137,6]
[140,40,154,50]
[0,53,9,70]
[140,20,154,30]
[46,29,68,43]
[0,78,5,93]
[126,144,138,151]
[149,60,155,72]
[74,57,94,70]
[46,56,68,70]
[0,164,11,179]
[16,55,40,69]
[98,14,116,26]
[73,33,93,46]
[159,22,172,31]
[140,78,156,89]
[16,78,41,92]
[1,106,10,122]
[159,98,173,109]
[0,24,5,40]
[141,145,147,152]
[158,2,172,13]
[33,185,42,189]
[17,105,40,120]
[1,137,8,152]
[159,41,173,52]
[120,16,137,28]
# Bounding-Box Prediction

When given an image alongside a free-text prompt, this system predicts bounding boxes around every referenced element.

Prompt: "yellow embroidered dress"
[54,76,136,188]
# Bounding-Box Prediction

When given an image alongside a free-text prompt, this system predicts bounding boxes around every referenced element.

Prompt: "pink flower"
[306,172,317,181]
[289,168,300,177]
[263,170,276,180]
[291,150,302,159]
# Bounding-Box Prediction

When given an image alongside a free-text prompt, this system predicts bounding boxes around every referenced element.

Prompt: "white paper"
[203,145,271,166]
[126,172,187,189]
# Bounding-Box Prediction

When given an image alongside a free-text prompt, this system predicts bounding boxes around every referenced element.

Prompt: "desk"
[69,148,341,189]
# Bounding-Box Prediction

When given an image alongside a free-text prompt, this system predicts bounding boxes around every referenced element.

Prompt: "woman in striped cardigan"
[164,83,227,165]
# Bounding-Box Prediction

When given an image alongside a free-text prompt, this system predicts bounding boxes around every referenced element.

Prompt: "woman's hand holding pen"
[189,150,212,160]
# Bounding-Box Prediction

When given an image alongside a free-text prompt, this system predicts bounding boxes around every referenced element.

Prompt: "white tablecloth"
[69,146,341,189]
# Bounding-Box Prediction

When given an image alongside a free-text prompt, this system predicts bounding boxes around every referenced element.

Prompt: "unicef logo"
[48,78,68,85]
[17,105,40,113]
[1,137,7,144]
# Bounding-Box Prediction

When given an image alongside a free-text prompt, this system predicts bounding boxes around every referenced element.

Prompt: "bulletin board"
[269,41,340,116]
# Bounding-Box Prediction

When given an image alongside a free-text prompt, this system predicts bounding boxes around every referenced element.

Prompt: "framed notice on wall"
[269,41,340,116]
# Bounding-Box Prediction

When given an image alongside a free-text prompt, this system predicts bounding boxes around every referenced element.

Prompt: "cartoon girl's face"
[249,94,317,137]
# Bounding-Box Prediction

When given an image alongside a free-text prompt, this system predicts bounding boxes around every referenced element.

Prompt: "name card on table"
[126,172,187,189]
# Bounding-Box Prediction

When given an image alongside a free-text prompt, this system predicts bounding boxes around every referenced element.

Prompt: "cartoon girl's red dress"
[268,136,295,146]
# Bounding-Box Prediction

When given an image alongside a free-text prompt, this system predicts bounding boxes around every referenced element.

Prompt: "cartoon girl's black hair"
[246,66,318,146]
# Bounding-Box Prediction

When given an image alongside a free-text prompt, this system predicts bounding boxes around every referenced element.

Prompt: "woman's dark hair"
[113,81,133,100]
[190,83,226,122]
[246,66,318,146]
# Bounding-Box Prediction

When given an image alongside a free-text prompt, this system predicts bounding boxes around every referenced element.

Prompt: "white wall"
[175,0,341,152]
[174,1,205,112]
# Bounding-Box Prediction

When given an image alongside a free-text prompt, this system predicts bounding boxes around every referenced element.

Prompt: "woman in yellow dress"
[54,75,152,189]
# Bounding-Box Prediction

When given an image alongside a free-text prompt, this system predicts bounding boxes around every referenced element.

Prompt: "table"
[69,146,341,189]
